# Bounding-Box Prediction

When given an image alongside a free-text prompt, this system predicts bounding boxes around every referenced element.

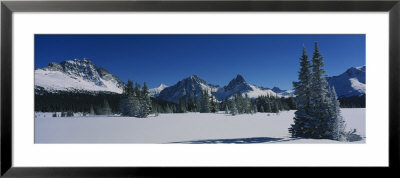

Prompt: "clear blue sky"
[35,34,365,89]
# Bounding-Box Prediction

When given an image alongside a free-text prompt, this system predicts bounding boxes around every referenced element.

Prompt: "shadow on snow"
[170,137,300,144]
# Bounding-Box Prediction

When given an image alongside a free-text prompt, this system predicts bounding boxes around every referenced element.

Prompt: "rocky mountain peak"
[35,58,124,93]
[345,65,365,76]
[224,74,249,91]
[271,87,284,93]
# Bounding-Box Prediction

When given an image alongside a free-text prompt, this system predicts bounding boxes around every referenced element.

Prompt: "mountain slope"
[214,75,278,100]
[157,75,219,103]
[327,65,365,97]
[35,58,125,94]
[149,84,168,97]
[271,87,295,97]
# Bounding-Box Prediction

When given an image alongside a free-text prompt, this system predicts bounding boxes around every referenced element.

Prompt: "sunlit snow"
[35,109,365,144]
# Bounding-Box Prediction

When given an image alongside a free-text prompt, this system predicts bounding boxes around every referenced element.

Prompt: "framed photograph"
[1,0,399,177]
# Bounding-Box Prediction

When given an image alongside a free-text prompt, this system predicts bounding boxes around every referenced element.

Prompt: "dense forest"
[35,90,365,115]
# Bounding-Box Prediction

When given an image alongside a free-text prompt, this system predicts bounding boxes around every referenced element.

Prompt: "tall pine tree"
[200,90,210,113]
[289,45,315,138]
[140,82,152,118]
[309,42,331,138]
[290,42,349,141]
[230,99,238,116]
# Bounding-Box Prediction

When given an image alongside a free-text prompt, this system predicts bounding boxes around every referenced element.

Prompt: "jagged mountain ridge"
[272,87,295,97]
[35,58,365,102]
[35,58,125,94]
[213,75,277,101]
[157,74,279,104]
[157,75,219,103]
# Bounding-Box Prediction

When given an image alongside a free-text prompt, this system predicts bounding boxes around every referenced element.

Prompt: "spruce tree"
[244,94,251,114]
[165,104,172,113]
[178,96,187,113]
[266,101,272,113]
[230,99,238,116]
[289,45,314,138]
[188,92,195,112]
[260,105,264,113]
[329,86,346,140]
[290,43,349,140]
[210,95,219,113]
[200,90,210,113]
[90,104,95,116]
[102,99,112,115]
[252,104,258,114]
[309,42,331,138]
[120,80,140,117]
[141,82,152,117]
[235,92,244,114]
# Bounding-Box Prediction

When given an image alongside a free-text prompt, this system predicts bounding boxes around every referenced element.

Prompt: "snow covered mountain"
[35,58,125,94]
[157,74,281,103]
[214,75,278,100]
[157,75,219,103]
[271,87,295,97]
[327,65,366,97]
[149,84,168,97]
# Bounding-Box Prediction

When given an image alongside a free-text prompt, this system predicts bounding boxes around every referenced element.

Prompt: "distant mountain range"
[34,58,366,103]
[156,74,277,103]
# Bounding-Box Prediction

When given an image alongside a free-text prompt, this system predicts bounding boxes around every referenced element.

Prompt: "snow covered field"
[34,108,365,144]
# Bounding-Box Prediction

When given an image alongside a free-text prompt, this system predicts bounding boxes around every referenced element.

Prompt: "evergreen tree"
[309,42,331,138]
[102,99,112,115]
[120,80,140,117]
[260,105,264,113]
[329,86,346,141]
[67,111,74,117]
[194,95,199,112]
[289,44,316,138]
[289,43,349,141]
[230,99,238,116]
[171,105,177,113]
[235,92,244,114]
[141,82,152,117]
[225,105,229,114]
[165,104,172,113]
[210,95,219,113]
[178,96,187,113]
[187,92,195,112]
[244,94,251,114]
[266,100,272,113]
[252,104,258,114]
[275,103,280,115]
[90,104,95,115]
[200,90,210,113]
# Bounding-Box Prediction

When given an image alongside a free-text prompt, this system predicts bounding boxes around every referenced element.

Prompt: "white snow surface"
[244,85,278,98]
[35,108,365,144]
[275,89,295,98]
[349,78,366,93]
[214,83,279,100]
[35,69,123,94]
[149,84,168,97]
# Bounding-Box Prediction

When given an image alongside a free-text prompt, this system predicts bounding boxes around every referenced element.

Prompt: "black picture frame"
[1,0,399,177]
